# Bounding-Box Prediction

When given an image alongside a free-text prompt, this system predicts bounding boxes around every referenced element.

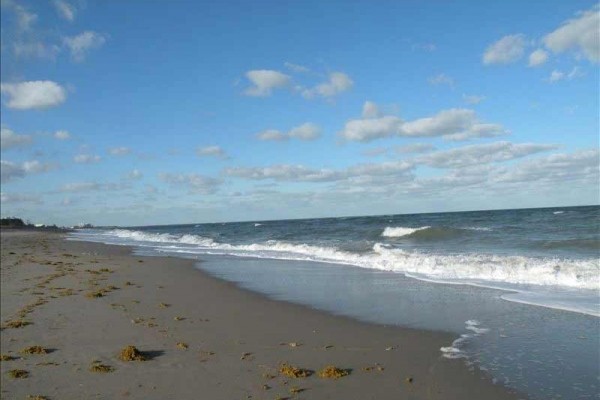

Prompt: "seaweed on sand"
[20,346,48,355]
[318,365,351,379]
[8,369,29,378]
[279,363,313,378]
[119,345,147,361]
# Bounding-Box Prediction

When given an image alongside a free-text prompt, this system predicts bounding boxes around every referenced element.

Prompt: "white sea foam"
[381,226,429,237]
[254,223,262,227]
[441,320,489,359]
[553,211,564,215]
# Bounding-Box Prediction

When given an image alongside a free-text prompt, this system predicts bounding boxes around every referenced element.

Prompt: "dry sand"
[0,230,523,399]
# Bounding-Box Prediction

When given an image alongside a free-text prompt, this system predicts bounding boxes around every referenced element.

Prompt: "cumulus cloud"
[362,101,381,118]
[483,34,526,65]
[108,147,131,156]
[0,192,42,204]
[301,72,353,99]
[0,81,67,110]
[243,70,291,97]
[63,31,106,61]
[53,0,75,21]
[428,73,454,87]
[1,159,55,183]
[543,5,599,63]
[196,145,228,158]
[1,127,32,150]
[395,143,436,154]
[54,130,71,140]
[548,66,584,83]
[159,173,221,194]
[224,160,413,184]
[528,48,549,67]
[417,141,558,168]
[338,103,507,142]
[1,0,37,31]
[74,154,101,164]
[256,123,321,142]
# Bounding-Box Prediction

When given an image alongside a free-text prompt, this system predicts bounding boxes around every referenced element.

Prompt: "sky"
[0,0,599,226]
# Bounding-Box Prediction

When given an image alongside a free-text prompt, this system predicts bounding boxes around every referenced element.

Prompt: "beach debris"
[90,361,115,373]
[240,352,253,360]
[279,363,313,378]
[173,316,185,321]
[262,384,271,390]
[176,342,189,350]
[363,364,385,372]
[405,376,414,384]
[0,354,16,361]
[158,302,170,308]
[119,345,147,361]
[318,365,351,379]
[35,362,59,366]
[385,346,396,351]
[322,345,334,350]
[8,369,29,379]
[20,346,48,355]
[2,319,31,329]
[27,396,49,400]
[99,268,113,273]
[125,281,134,286]
[86,290,105,298]
[289,386,305,394]
[280,342,301,347]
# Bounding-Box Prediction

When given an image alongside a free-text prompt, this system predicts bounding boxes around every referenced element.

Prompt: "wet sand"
[0,230,523,399]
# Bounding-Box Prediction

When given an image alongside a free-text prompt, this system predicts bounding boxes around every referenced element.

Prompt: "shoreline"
[1,231,522,399]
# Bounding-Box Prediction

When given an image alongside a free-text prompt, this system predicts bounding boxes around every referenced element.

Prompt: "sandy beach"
[0,230,521,399]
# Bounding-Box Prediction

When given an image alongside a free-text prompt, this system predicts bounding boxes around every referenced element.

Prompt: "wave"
[382,226,429,237]
[382,225,490,240]
[538,239,600,251]
[441,320,489,359]
[88,229,599,291]
[553,211,564,215]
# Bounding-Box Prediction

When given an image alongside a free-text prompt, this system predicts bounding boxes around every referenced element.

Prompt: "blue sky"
[1,0,598,226]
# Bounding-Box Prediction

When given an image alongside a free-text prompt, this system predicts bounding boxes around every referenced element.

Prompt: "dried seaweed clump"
[279,363,313,378]
[176,342,189,350]
[318,365,350,379]
[119,345,147,361]
[0,354,16,361]
[8,369,29,379]
[90,361,115,373]
[21,346,48,355]
[2,319,31,329]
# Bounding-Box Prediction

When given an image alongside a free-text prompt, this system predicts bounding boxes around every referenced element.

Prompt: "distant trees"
[0,217,27,227]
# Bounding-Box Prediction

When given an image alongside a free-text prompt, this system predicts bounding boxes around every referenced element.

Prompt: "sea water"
[70,205,600,399]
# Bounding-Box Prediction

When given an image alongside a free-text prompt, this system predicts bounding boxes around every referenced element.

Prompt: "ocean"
[70,205,600,399]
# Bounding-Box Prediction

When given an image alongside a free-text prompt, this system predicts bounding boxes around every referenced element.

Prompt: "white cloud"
[0,192,42,204]
[0,81,67,110]
[63,31,106,62]
[53,0,75,21]
[362,147,388,157]
[301,72,353,99]
[1,159,54,183]
[1,0,37,31]
[362,101,380,118]
[462,94,486,105]
[196,145,228,158]
[548,66,584,83]
[12,41,60,60]
[288,123,321,140]
[417,141,558,168]
[256,129,288,141]
[108,146,131,156]
[1,127,32,150]
[395,143,436,154]
[59,181,130,193]
[284,62,310,73]
[483,34,526,65]
[54,130,71,140]
[243,70,291,97]
[74,154,101,164]
[158,173,221,194]
[126,169,143,180]
[257,123,321,141]
[339,103,506,142]
[528,48,549,67]
[543,5,599,63]
[428,73,454,87]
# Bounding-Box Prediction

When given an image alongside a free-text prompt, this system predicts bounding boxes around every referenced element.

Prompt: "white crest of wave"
[441,320,489,359]
[107,229,216,246]
[381,226,429,237]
